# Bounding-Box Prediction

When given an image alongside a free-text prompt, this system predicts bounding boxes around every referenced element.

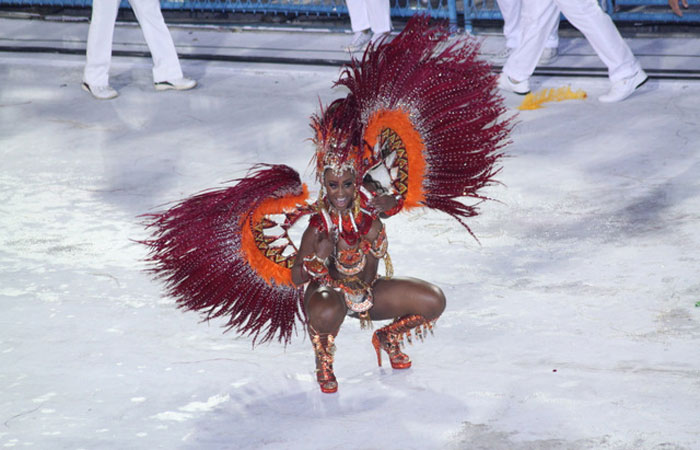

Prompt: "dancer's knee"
[423,284,446,320]
[307,290,345,332]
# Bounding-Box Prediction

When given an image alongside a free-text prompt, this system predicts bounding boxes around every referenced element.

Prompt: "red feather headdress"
[331,15,511,233]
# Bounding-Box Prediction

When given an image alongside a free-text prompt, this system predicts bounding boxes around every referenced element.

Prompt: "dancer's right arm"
[291,225,333,286]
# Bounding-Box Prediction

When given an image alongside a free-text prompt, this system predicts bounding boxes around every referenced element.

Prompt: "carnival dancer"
[289,148,446,393]
[141,16,510,394]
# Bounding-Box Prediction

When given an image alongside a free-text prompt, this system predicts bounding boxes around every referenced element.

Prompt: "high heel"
[371,333,384,367]
[372,327,412,369]
[371,315,434,370]
[311,331,338,393]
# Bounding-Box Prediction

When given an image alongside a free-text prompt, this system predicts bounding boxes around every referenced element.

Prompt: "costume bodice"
[308,198,388,278]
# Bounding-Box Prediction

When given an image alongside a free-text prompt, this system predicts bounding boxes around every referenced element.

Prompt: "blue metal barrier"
[462,0,700,29]
[160,0,456,22]
[1,0,699,27]
[606,0,700,22]
[0,0,459,25]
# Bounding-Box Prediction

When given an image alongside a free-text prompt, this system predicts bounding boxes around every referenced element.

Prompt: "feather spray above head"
[312,15,512,236]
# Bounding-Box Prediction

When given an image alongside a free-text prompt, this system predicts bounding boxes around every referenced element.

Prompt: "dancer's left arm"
[358,218,385,284]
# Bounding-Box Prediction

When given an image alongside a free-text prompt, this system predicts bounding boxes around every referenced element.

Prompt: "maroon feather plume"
[339,15,511,236]
[141,164,305,346]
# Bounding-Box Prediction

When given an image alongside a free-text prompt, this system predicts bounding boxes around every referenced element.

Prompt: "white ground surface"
[1,19,700,450]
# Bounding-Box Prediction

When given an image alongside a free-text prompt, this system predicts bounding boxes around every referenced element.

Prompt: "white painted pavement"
[1,16,700,450]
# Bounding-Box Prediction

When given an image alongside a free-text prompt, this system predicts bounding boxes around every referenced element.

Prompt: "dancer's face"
[324,169,355,211]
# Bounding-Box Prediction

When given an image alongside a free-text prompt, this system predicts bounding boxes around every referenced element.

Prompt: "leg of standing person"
[128,0,196,91]
[539,12,560,65]
[500,0,646,102]
[345,0,391,51]
[544,20,559,50]
[494,0,559,66]
[500,0,560,94]
[82,0,120,99]
[553,0,646,102]
[365,0,392,44]
[494,0,521,61]
[345,0,373,51]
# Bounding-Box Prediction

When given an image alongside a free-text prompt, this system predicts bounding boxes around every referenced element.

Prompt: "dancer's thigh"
[370,277,445,321]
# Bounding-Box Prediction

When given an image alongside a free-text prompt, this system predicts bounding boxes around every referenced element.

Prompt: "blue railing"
[157,0,457,22]
[0,0,698,27]
[461,0,700,29]
[0,0,458,24]
[605,0,700,22]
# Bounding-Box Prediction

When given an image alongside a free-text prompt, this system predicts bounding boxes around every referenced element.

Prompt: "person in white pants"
[82,0,196,100]
[494,0,559,66]
[344,0,392,52]
[498,0,647,103]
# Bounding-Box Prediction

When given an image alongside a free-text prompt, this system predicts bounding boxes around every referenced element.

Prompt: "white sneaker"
[154,77,197,91]
[82,82,118,100]
[370,32,390,46]
[345,30,371,53]
[491,46,514,64]
[497,73,530,95]
[537,47,558,66]
[598,70,648,103]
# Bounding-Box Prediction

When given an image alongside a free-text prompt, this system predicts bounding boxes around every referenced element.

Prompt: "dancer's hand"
[315,232,333,261]
[370,193,397,213]
[669,0,688,16]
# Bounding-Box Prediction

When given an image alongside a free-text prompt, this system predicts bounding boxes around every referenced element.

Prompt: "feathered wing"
[141,164,311,345]
[342,15,511,236]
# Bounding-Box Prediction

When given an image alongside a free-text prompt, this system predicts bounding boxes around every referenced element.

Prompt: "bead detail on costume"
[317,196,371,245]
[302,253,329,279]
[335,276,374,313]
[336,249,366,276]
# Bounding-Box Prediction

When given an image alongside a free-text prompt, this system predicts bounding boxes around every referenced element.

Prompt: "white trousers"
[83,0,183,86]
[496,0,559,49]
[346,0,392,34]
[503,0,641,83]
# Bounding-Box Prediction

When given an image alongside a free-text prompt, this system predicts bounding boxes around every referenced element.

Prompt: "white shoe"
[598,70,648,103]
[82,82,118,100]
[370,32,390,46]
[154,77,197,91]
[497,73,530,95]
[491,46,514,64]
[537,47,558,66]
[345,30,371,53]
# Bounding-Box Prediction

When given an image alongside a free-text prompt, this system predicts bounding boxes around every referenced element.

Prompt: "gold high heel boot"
[311,331,338,393]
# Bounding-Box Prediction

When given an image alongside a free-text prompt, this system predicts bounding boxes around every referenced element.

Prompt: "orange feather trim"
[364,109,426,209]
[240,184,309,286]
